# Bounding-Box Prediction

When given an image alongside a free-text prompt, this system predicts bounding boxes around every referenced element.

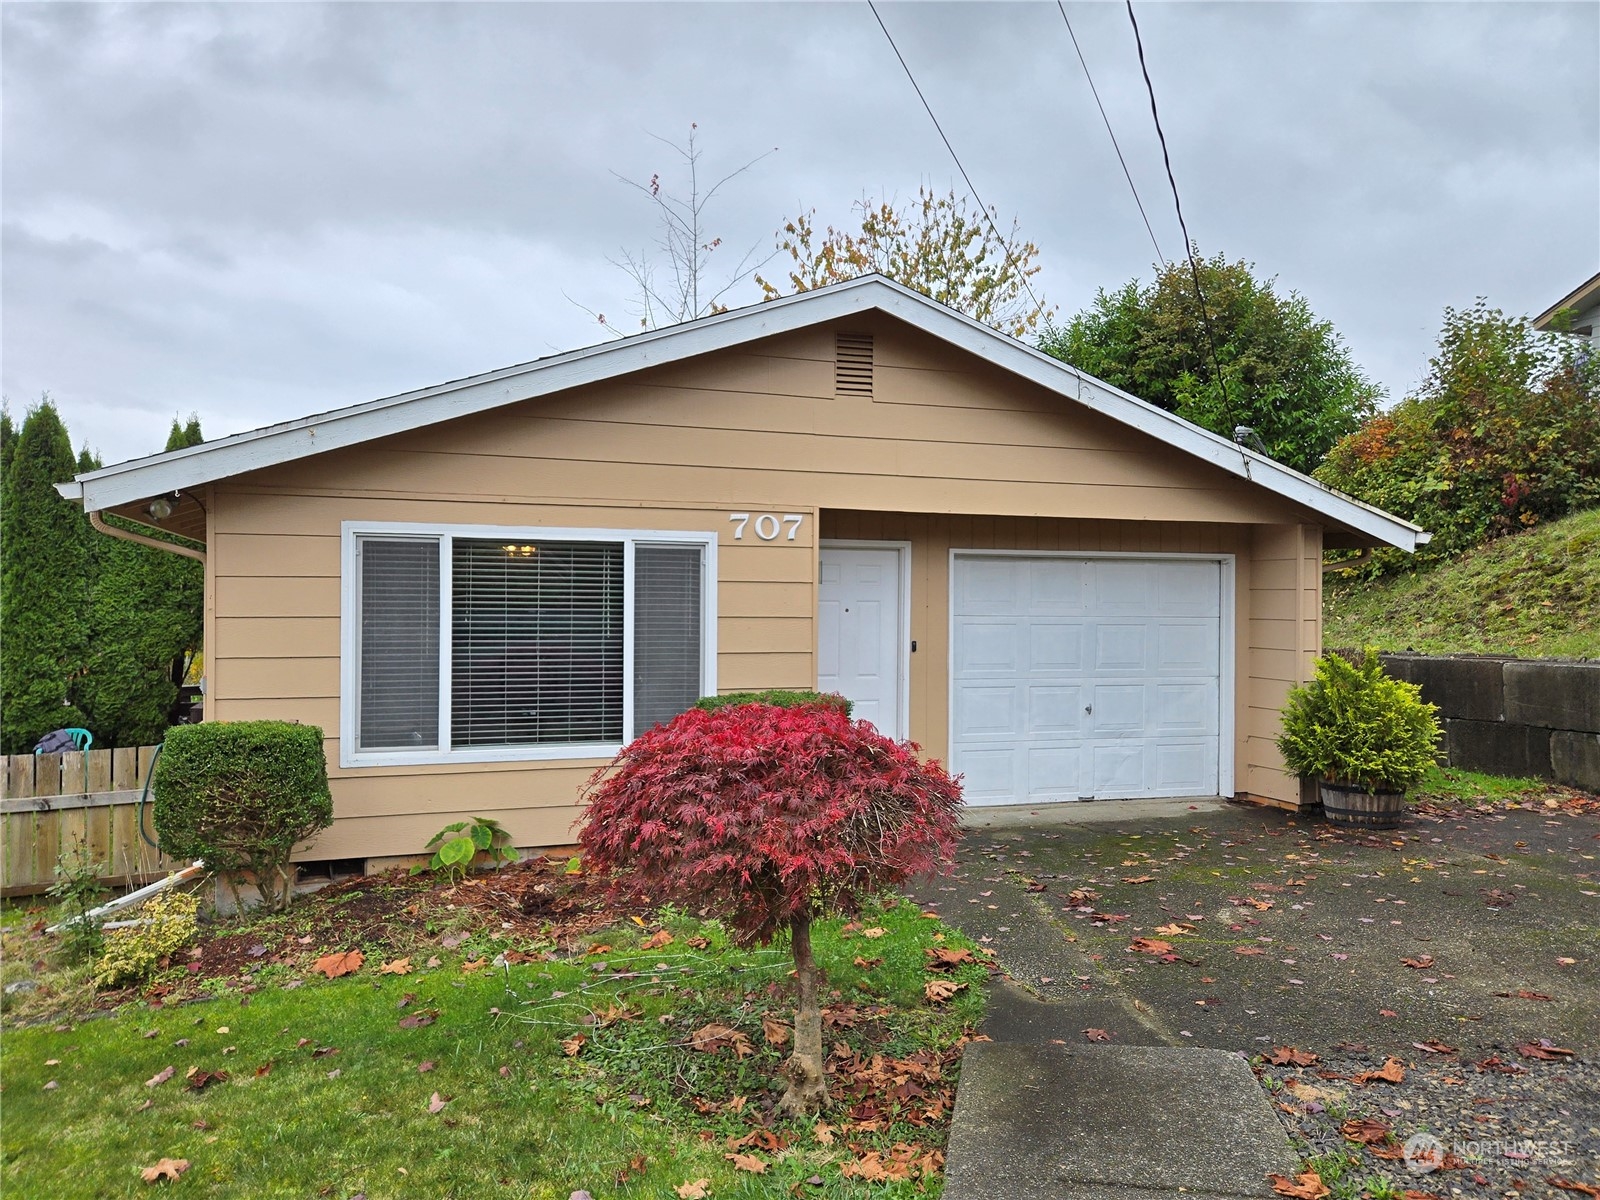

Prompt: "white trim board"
[338,521,717,769]
[818,540,913,741]
[946,548,1236,803]
[58,275,1427,551]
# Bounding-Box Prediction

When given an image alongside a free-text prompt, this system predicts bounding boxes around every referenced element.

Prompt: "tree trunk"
[778,911,828,1116]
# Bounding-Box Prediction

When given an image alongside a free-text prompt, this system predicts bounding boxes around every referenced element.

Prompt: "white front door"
[818,545,905,737]
[951,554,1224,805]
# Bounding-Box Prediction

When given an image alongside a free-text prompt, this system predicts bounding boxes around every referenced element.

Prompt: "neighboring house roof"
[1532,270,1600,331]
[58,274,1428,551]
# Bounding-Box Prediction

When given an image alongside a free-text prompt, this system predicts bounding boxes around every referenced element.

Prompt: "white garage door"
[951,555,1224,805]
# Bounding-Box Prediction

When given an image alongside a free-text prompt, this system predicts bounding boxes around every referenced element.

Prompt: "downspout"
[1321,549,1371,574]
[88,509,206,563]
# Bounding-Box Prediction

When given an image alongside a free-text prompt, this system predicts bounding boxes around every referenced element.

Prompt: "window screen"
[357,538,440,750]
[633,544,705,732]
[450,539,624,747]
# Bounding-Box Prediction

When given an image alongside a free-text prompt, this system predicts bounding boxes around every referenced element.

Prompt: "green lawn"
[1324,506,1600,659]
[1,890,986,1199]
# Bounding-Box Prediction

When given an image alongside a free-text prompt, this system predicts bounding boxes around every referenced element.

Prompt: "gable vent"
[835,332,874,397]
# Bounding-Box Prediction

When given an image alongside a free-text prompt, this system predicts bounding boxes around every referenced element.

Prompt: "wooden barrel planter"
[1319,781,1406,829]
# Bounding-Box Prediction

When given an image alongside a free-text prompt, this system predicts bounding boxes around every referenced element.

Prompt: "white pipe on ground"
[46,860,206,933]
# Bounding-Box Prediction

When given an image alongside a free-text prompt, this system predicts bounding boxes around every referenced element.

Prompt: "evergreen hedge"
[694,690,853,716]
[153,721,333,912]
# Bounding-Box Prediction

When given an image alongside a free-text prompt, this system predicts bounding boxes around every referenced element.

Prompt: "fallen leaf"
[1351,1057,1406,1086]
[1122,875,1156,884]
[1154,922,1196,936]
[1083,1028,1113,1043]
[684,935,711,950]
[561,1034,587,1057]
[675,1181,710,1199]
[1547,1181,1600,1198]
[1129,937,1173,955]
[1234,946,1266,956]
[140,1158,190,1184]
[852,956,883,970]
[1267,1047,1319,1067]
[1412,1040,1456,1055]
[1402,955,1435,969]
[924,978,966,1004]
[460,958,487,972]
[379,958,412,976]
[145,1066,175,1088]
[1339,1117,1393,1145]
[813,1120,836,1145]
[1268,1172,1330,1199]
[1516,1039,1575,1061]
[253,1062,273,1078]
[724,1152,766,1174]
[689,1024,754,1058]
[418,1060,436,1073]
[641,929,674,950]
[184,1067,229,1092]
[311,950,364,979]
[761,1016,790,1047]
[861,927,887,939]
[925,946,975,969]
[427,1091,449,1114]
[397,1010,438,1030]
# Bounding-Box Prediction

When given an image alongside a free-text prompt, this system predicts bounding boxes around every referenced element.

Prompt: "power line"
[1123,0,1234,425]
[1056,2,1166,265]
[865,0,1048,323]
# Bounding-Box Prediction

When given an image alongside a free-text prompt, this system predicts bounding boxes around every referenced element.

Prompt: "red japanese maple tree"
[576,701,963,1115]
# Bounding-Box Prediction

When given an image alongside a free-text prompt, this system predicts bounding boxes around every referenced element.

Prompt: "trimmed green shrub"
[1277,649,1441,793]
[694,690,853,716]
[152,721,333,912]
[93,887,199,989]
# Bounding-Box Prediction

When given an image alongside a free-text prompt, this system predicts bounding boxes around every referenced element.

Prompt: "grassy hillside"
[1324,506,1600,659]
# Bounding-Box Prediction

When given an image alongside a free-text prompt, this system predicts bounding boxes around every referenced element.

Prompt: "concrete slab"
[945,1042,1296,1200]
[963,797,1231,831]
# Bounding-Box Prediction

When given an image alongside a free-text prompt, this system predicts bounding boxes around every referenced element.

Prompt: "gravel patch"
[1256,1045,1600,1200]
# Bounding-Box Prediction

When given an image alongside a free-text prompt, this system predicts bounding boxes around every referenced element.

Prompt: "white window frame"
[340,522,717,768]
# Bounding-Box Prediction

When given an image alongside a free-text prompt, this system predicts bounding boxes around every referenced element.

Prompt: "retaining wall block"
[1550,731,1600,792]
[1443,718,1553,779]
[1381,654,1508,723]
[1503,661,1600,733]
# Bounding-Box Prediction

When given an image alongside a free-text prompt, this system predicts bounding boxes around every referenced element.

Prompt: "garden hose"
[136,742,165,851]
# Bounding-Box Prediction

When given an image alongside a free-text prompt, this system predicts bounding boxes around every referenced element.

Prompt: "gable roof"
[1532,270,1600,330]
[58,274,1427,551]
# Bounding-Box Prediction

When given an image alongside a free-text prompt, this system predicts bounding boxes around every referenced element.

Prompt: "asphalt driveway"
[912,796,1600,1057]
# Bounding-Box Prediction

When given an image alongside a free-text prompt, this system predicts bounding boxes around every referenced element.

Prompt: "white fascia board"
[64,274,1425,551]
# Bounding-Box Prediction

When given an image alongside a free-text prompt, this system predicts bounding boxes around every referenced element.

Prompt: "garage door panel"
[1154,742,1214,791]
[1157,622,1219,673]
[1026,559,1087,613]
[957,558,1021,612]
[956,621,1020,673]
[959,748,1017,802]
[954,684,1019,739]
[1093,624,1148,671]
[1028,685,1084,734]
[1026,747,1081,798]
[1028,623,1084,672]
[1155,561,1222,616]
[1153,682,1218,735]
[952,554,1224,805]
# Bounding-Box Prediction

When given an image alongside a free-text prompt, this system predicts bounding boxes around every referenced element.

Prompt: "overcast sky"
[4,1,1597,464]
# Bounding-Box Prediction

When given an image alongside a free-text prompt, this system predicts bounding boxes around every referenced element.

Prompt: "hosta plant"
[577,701,963,1116]
[1278,648,1441,793]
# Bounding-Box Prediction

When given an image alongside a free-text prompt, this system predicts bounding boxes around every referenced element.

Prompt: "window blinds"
[450,539,624,746]
[632,544,704,732]
[357,538,441,750]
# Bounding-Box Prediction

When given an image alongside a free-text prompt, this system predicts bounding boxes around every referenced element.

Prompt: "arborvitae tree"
[78,417,206,746]
[1,408,15,482]
[0,400,91,752]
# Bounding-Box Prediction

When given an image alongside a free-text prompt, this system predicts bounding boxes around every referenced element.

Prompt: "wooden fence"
[1,747,184,897]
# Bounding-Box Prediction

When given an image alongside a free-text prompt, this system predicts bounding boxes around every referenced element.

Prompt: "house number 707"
[728,513,804,541]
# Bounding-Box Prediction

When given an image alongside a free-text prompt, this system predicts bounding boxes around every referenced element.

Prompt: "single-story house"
[60,275,1426,867]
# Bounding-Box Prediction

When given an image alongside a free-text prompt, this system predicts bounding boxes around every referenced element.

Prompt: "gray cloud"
[4,1,1595,462]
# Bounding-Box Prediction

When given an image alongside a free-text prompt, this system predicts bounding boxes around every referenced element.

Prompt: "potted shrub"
[1277,649,1441,829]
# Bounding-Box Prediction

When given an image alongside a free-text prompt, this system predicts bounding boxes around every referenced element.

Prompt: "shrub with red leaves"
[576,701,963,1115]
